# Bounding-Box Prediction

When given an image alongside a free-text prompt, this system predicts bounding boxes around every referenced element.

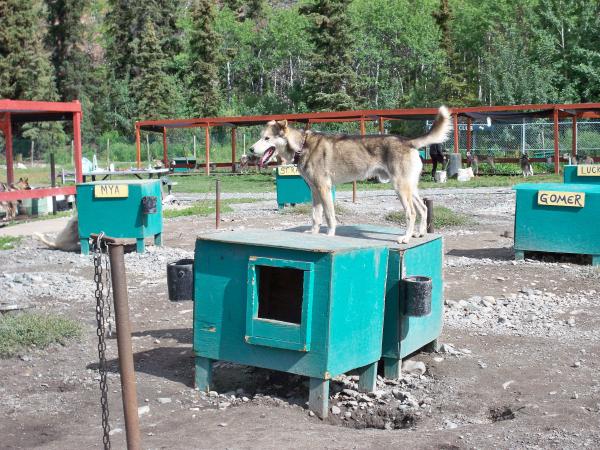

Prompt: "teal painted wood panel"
[76,179,162,239]
[275,169,335,207]
[327,247,388,376]
[193,233,389,379]
[311,224,444,361]
[514,183,600,256]
[563,165,600,184]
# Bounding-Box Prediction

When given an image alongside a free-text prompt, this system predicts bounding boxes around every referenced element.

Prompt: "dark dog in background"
[520,154,533,177]
[429,143,447,178]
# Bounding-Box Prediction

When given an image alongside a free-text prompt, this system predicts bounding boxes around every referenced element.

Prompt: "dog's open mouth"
[258,146,276,168]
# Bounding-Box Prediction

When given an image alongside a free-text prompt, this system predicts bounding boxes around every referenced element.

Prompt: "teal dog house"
[193,230,389,418]
[563,164,600,184]
[76,179,163,254]
[275,165,335,209]
[513,182,600,265]
[304,224,444,378]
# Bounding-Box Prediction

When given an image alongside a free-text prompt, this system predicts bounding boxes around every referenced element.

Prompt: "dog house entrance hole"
[257,266,303,324]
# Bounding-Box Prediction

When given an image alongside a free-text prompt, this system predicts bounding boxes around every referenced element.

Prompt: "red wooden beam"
[231,127,237,171]
[0,99,82,113]
[4,112,14,184]
[73,108,83,183]
[553,108,560,174]
[0,186,76,202]
[205,126,210,175]
[453,113,459,153]
[162,127,168,167]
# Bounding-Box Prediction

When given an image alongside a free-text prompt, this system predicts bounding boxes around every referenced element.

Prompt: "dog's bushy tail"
[409,106,451,149]
[33,232,57,249]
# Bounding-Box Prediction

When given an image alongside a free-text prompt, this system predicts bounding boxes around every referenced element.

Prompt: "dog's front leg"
[319,186,337,236]
[310,187,323,234]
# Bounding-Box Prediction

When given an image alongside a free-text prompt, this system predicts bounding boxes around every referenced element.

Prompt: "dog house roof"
[197,229,390,253]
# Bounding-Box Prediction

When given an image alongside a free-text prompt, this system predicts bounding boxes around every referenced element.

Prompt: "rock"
[439,343,460,355]
[341,389,359,398]
[572,393,579,399]
[401,360,426,376]
[109,428,123,436]
[502,380,514,390]
[308,411,315,417]
[482,295,496,304]
[242,396,249,402]
[138,405,150,417]
[19,355,31,362]
[331,405,341,415]
[208,391,219,398]
[572,361,581,368]
[344,411,352,418]
[445,420,458,429]
[157,397,172,404]
[477,361,487,369]
[218,423,228,427]
[433,357,444,363]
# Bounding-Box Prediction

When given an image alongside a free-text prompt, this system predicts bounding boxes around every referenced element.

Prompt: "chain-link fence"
[441,120,600,159]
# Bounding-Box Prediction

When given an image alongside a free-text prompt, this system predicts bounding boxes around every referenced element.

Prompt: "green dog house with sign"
[563,164,600,184]
[275,164,335,209]
[76,179,163,254]
[513,182,600,265]
[193,230,389,418]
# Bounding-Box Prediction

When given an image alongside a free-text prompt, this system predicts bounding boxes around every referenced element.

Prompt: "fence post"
[453,113,459,154]
[572,116,577,158]
[553,108,560,174]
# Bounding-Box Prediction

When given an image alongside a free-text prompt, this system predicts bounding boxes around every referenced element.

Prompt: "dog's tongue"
[259,147,275,168]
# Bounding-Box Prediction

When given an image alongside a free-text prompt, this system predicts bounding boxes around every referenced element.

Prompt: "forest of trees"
[2,0,600,155]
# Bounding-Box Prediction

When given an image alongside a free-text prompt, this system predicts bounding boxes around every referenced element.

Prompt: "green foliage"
[188,0,222,117]
[0,236,22,250]
[385,205,473,228]
[0,0,57,101]
[300,0,359,111]
[0,313,81,358]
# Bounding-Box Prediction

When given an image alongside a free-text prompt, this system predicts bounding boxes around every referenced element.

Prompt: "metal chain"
[93,233,111,450]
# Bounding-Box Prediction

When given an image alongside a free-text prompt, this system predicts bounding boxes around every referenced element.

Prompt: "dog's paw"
[309,227,320,234]
[398,236,410,244]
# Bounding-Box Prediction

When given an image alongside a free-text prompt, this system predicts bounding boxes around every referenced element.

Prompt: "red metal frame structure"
[136,102,600,175]
[0,99,83,201]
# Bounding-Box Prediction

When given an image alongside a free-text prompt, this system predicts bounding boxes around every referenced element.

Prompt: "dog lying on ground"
[0,178,31,221]
[249,106,451,243]
[34,214,80,252]
[520,154,533,177]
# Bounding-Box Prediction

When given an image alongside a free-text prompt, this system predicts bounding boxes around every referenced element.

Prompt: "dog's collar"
[292,132,308,165]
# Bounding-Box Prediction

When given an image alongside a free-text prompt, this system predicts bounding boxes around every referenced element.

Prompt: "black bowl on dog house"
[193,230,389,418]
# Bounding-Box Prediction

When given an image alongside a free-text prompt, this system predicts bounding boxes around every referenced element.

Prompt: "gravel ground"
[1,185,599,449]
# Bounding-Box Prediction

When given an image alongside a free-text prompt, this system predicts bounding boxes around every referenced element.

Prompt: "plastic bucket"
[167,259,194,301]
[403,276,432,316]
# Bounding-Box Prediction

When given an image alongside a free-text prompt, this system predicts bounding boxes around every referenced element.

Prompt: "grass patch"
[385,205,473,228]
[0,236,22,250]
[163,197,261,218]
[172,173,276,194]
[0,313,82,358]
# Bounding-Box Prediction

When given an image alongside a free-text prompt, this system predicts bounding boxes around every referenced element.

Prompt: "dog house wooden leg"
[308,378,329,419]
[357,361,378,392]
[383,358,401,379]
[80,238,90,255]
[154,232,162,246]
[136,238,145,253]
[194,356,213,391]
[423,338,440,353]
[514,250,525,261]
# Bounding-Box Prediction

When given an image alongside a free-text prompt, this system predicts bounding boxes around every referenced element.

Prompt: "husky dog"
[0,178,31,221]
[34,214,80,252]
[520,154,533,177]
[249,106,451,244]
[576,154,594,165]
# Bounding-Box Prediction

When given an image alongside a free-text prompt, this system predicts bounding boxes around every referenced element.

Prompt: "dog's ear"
[276,119,288,130]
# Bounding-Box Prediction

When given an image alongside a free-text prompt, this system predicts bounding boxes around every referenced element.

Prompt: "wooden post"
[50,153,57,215]
[193,135,197,160]
[572,115,577,158]
[466,118,472,154]
[135,125,141,169]
[162,127,168,167]
[354,118,366,203]
[378,117,384,134]
[106,138,110,168]
[205,126,210,175]
[5,113,14,185]
[73,110,83,183]
[30,140,34,167]
[553,108,560,174]
[231,127,237,172]
[146,134,151,167]
[453,113,459,154]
